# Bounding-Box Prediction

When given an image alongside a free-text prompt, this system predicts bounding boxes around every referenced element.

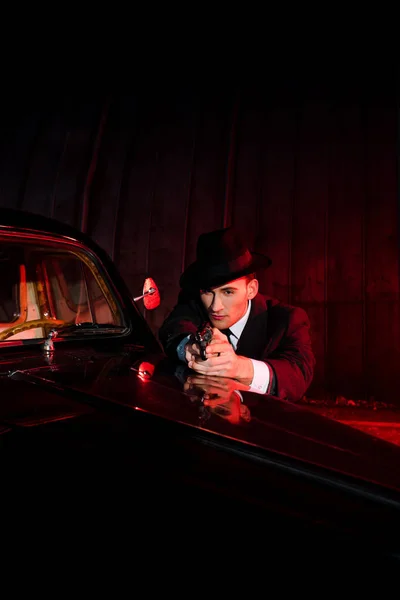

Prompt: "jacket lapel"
[236,294,269,360]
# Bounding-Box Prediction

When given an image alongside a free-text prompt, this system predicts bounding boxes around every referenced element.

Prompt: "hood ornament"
[43,329,58,355]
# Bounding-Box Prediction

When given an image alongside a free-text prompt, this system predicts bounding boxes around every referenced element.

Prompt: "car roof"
[0,207,94,247]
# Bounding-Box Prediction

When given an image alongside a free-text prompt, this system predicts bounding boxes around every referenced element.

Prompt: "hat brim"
[180,252,272,291]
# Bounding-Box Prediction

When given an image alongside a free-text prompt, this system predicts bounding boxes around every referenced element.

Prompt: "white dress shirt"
[225,300,270,394]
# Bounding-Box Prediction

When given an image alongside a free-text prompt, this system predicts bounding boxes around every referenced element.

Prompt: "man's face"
[200,276,258,329]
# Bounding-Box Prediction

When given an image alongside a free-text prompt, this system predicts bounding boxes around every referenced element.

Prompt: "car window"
[0,238,126,343]
[40,253,119,326]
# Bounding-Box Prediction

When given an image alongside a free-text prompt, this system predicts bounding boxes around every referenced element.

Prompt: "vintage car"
[1,207,400,565]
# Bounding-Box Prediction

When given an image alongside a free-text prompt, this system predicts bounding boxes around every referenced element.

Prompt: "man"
[159,227,315,402]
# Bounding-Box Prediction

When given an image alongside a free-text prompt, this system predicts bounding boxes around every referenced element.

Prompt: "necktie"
[221,328,234,347]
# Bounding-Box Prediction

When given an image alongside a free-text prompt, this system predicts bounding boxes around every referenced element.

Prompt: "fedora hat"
[180,227,272,290]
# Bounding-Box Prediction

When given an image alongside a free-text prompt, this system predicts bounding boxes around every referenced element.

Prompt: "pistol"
[193,322,213,360]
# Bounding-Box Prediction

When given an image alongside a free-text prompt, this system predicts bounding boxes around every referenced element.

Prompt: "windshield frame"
[0,229,132,346]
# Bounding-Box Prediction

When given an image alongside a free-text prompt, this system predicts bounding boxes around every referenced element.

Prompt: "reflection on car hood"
[2,345,400,496]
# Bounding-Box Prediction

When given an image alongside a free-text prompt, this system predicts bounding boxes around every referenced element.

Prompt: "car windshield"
[0,237,126,343]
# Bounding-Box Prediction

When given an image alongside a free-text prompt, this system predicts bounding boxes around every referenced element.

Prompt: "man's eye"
[224,290,234,295]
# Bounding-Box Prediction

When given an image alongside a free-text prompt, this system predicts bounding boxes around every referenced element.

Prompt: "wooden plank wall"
[0,83,398,404]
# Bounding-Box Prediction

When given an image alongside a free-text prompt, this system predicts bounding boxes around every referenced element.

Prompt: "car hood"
[2,344,400,496]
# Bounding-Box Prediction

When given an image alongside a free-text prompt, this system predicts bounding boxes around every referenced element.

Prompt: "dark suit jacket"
[158,291,315,402]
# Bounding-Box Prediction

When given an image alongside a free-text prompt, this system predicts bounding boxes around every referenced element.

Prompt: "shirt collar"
[230,300,251,340]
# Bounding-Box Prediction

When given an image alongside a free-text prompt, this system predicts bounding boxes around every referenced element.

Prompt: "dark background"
[0,69,398,404]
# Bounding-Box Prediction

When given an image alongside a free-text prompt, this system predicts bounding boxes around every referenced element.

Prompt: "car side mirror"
[133,277,160,310]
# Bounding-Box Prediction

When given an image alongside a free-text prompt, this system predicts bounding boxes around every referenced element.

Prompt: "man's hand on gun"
[185,322,225,366]
[185,322,252,381]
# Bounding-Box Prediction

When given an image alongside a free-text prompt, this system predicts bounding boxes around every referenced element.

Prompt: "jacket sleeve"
[265,307,315,402]
[158,292,205,360]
